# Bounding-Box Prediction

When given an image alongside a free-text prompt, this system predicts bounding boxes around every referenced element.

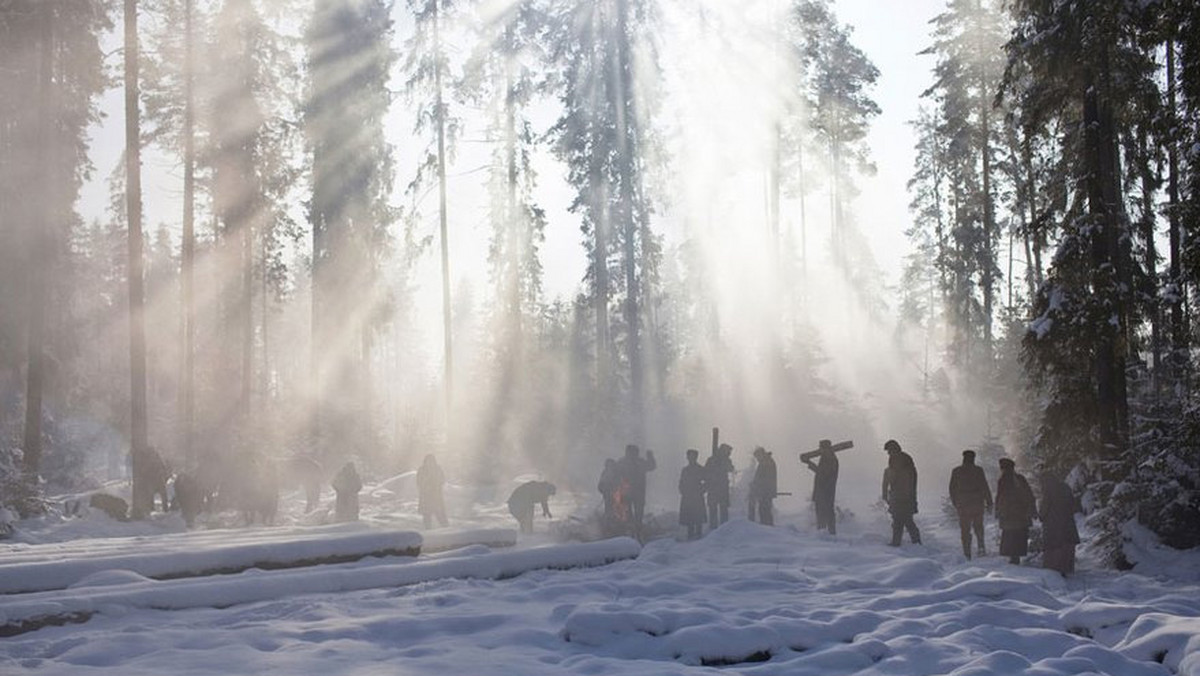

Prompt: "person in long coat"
[1039,473,1080,575]
[678,449,707,539]
[748,447,777,526]
[416,454,448,528]
[705,444,735,531]
[332,461,363,523]
[995,458,1036,564]
[882,440,921,546]
[803,440,840,534]
[949,449,993,559]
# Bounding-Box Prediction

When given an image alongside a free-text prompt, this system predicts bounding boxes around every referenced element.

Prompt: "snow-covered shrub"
[0,447,48,520]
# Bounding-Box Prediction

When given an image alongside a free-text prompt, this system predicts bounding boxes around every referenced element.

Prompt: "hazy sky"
[76,0,949,305]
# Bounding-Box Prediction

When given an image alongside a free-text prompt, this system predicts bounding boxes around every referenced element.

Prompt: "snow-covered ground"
[3,479,1200,675]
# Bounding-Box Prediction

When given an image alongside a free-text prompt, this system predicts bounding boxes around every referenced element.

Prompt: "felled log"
[799,440,854,463]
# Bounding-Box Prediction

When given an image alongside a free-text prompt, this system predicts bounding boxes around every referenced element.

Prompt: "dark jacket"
[678,462,707,526]
[950,462,993,515]
[705,452,734,503]
[882,451,918,515]
[508,480,555,516]
[807,451,839,506]
[617,452,656,504]
[996,470,1036,530]
[750,453,777,498]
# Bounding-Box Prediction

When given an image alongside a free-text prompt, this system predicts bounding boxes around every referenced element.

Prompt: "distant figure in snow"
[598,458,619,526]
[748,447,777,526]
[172,472,203,528]
[1039,473,1080,576]
[332,461,363,523]
[802,440,840,534]
[508,480,556,534]
[131,446,171,517]
[285,455,324,513]
[678,449,707,540]
[705,443,735,531]
[995,458,1037,565]
[882,440,921,546]
[949,449,993,559]
[617,444,656,537]
[416,454,448,528]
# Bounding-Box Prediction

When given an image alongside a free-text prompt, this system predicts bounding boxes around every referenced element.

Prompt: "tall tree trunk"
[1082,63,1129,457]
[432,0,453,426]
[241,220,253,410]
[980,91,994,358]
[1138,130,1161,397]
[1167,38,1185,385]
[797,141,808,280]
[614,0,642,437]
[126,0,151,517]
[181,0,196,467]
[22,3,53,477]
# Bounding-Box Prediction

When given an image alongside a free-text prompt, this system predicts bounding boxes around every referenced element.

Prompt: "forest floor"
[2,474,1200,675]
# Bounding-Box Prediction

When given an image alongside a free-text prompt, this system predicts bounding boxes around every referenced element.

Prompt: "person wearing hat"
[949,449,993,559]
[995,458,1037,564]
[881,440,921,545]
[748,446,777,526]
[802,439,840,534]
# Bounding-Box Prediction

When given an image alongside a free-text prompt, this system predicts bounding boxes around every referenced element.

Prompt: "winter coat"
[995,470,1036,530]
[750,453,778,498]
[678,462,707,526]
[1039,476,1080,549]
[882,451,919,515]
[950,463,993,516]
[508,480,555,517]
[809,451,839,507]
[332,463,363,522]
[705,452,735,503]
[617,453,656,504]
[416,460,446,516]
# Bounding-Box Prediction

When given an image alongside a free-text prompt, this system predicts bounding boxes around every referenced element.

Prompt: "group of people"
[670,436,1082,576]
[947,448,1081,574]
[598,445,659,537]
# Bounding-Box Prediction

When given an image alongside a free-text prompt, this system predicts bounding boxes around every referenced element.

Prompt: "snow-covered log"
[0,529,422,594]
[0,537,641,637]
[420,528,517,553]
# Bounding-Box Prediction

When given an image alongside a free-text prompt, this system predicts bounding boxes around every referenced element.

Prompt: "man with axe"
[800,439,851,534]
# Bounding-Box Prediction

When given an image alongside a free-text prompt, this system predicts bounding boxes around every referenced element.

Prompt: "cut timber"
[799,440,853,463]
[0,537,642,637]
[0,529,422,594]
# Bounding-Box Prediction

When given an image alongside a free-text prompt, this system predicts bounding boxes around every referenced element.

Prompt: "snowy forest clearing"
[3,514,1200,675]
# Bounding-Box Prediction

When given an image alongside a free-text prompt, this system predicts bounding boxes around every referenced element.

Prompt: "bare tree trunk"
[432,0,453,428]
[126,0,151,517]
[181,0,196,467]
[22,3,53,477]
[1167,39,1186,387]
[980,91,994,358]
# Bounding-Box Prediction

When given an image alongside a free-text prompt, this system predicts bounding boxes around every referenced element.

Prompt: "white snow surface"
[3,489,1200,675]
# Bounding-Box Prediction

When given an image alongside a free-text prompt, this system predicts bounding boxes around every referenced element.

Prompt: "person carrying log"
[705,430,735,531]
[801,439,848,535]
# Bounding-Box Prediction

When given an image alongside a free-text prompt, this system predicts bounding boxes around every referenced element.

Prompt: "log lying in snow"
[420,528,517,553]
[0,537,642,637]
[0,529,423,594]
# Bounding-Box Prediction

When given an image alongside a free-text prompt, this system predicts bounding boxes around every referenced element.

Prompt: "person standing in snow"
[417,454,449,528]
[705,443,735,531]
[617,444,656,536]
[1039,472,1080,575]
[802,440,840,534]
[598,458,619,526]
[949,449,993,559]
[678,449,707,539]
[508,480,556,534]
[882,439,921,546]
[995,458,1036,564]
[748,447,777,526]
[332,461,363,522]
